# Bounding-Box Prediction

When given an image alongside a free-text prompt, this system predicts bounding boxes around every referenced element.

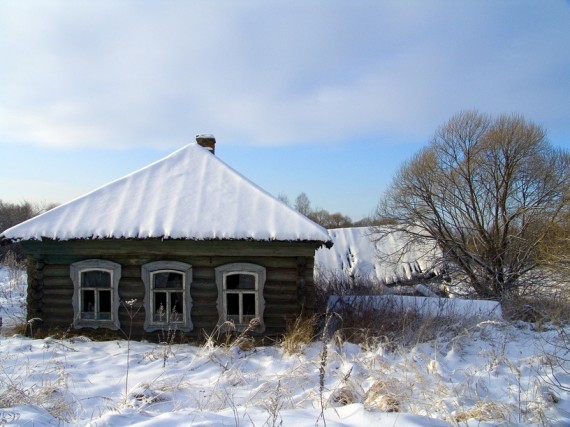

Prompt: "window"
[215,263,266,332]
[142,261,192,331]
[70,260,121,330]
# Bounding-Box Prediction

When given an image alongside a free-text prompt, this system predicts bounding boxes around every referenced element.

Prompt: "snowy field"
[1,266,570,426]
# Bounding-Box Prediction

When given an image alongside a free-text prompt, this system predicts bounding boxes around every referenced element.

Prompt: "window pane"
[226,293,240,316]
[81,290,95,318]
[242,293,256,316]
[170,292,184,322]
[99,290,111,313]
[153,272,183,289]
[226,274,255,290]
[153,292,167,322]
[82,270,111,288]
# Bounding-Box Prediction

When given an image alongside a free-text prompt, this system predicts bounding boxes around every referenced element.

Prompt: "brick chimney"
[196,134,216,154]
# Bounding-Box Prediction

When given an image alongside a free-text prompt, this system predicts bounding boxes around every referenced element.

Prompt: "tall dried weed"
[281,315,315,355]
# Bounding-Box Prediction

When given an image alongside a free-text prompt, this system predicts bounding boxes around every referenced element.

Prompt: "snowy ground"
[0,266,27,331]
[1,266,570,426]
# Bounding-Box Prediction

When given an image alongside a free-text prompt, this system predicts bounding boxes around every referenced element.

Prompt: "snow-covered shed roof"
[315,227,440,284]
[1,143,332,245]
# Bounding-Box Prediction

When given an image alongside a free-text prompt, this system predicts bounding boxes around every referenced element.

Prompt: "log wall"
[22,239,321,340]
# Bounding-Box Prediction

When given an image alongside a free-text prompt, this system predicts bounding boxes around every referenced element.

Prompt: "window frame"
[141,261,193,332]
[70,259,121,330]
[215,263,266,332]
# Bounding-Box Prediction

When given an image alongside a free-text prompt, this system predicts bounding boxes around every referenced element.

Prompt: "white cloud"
[0,1,569,149]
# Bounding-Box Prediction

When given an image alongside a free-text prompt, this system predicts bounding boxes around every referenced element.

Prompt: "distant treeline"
[279,192,392,228]
[0,200,58,261]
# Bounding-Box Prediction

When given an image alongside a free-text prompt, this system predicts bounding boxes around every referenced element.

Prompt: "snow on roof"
[315,227,441,284]
[1,144,332,244]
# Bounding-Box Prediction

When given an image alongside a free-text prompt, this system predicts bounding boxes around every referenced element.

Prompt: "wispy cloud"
[1,1,569,149]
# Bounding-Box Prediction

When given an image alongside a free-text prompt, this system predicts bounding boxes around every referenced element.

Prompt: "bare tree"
[374,111,570,299]
[537,202,570,283]
[284,192,357,228]
[0,200,57,261]
[294,192,312,216]
[277,193,291,207]
[308,208,329,226]
[308,209,352,228]
[0,200,35,233]
[323,212,352,229]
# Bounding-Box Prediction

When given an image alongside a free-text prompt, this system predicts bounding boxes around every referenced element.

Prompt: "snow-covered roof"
[1,143,332,244]
[315,227,440,284]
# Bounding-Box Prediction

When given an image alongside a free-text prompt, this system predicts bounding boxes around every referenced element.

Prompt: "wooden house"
[1,136,332,339]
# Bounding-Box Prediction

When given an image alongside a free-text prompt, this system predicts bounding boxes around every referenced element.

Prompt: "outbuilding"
[1,136,332,339]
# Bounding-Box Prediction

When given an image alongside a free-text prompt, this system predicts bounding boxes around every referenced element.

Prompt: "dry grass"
[1,319,28,336]
[314,272,387,314]
[202,318,263,352]
[502,290,570,327]
[330,385,356,406]
[281,315,315,355]
[330,296,475,348]
[363,379,402,412]
[0,352,76,423]
[454,401,511,423]
[311,275,563,425]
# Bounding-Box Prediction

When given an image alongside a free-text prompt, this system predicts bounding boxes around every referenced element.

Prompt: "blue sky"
[1,1,569,221]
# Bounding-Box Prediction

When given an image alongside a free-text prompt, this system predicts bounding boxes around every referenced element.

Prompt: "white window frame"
[142,261,193,332]
[215,263,266,332]
[70,259,121,330]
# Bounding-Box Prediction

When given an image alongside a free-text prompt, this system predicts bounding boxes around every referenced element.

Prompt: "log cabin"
[1,136,332,339]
